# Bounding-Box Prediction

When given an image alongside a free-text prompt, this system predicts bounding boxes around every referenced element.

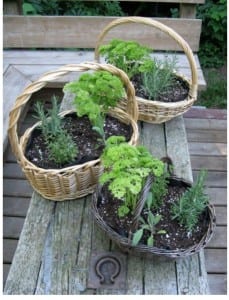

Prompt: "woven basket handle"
[8,62,138,162]
[94,16,198,99]
[131,156,174,232]
[131,174,155,231]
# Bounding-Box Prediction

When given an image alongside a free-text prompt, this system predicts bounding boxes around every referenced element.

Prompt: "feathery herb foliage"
[33,96,78,165]
[141,56,178,100]
[171,170,209,232]
[33,96,62,140]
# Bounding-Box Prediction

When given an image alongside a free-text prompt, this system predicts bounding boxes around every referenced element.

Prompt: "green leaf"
[132,229,143,246]
[146,192,153,210]
[153,214,162,225]
[157,230,166,234]
[147,236,154,246]
[118,205,130,217]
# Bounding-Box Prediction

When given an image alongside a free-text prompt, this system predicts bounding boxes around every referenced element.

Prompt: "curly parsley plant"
[64,71,125,143]
[99,39,154,79]
[99,136,165,217]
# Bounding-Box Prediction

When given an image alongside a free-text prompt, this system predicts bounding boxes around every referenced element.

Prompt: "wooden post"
[3,0,22,15]
[180,4,196,18]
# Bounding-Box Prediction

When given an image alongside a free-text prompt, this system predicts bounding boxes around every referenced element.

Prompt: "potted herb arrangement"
[8,62,138,200]
[92,138,215,258]
[94,17,198,124]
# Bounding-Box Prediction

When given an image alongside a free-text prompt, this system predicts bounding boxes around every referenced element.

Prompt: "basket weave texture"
[8,62,139,200]
[94,17,198,124]
[92,175,216,259]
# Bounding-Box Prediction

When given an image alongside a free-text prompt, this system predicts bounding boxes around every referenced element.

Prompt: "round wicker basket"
[92,175,216,259]
[94,17,198,124]
[8,62,139,201]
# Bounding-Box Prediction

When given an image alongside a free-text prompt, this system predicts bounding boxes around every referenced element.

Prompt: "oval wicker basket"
[94,17,198,124]
[92,174,216,259]
[8,62,139,201]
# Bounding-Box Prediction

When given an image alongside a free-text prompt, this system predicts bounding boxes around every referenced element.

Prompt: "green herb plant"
[64,71,125,143]
[33,96,78,165]
[146,172,169,210]
[99,136,165,217]
[99,39,154,78]
[48,131,78,165]
[141,56,178,100]
[99,39,180,101]
[171,169,209,232]
[33,96,62,140]
[132,212,166,246]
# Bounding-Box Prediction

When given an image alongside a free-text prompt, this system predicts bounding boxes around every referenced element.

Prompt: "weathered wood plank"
[133,122,167,295]
[4,192,55,295]
[3,51,202,69]
[193,171,227,188]
[214,207,227,226]
[13,64,206,90]
[208,274,227,295]
[144,258,177,294]
[3,179,33,197]
[3,264,11,288]
[10,65,206,91]
[3,163,26,179]
[3,50,206,90]
[35,198,85,295]
[3,197,30,217]
[165,116,193,183]
[205,249,227,273]
[70,197,93,294]
[14,65,206,90]
[3,239,18,263]
[3,0,22,15]
[187,129,227,143]
[206,187,227,206]
[180,3,196,18]
[3,65,31,151]
[140,120,181,295]
[190,156,227,171]
[139,122,166,159]
[126,256,144,294]
[188,142,226,156]
[3,49,201,73]
[184,118,227,131]
[206,226,227,248]
[4,147,17,162]
[184,108,227,120]
[176,251,210,294]
[3,16,202,51]
[3,216,25,239]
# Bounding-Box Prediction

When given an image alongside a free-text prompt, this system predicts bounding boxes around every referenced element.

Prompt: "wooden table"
[4,101,210,294]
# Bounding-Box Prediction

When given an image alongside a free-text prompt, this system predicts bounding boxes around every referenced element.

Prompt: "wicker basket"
[94,17,198,124]
[8,62,139,201]
[92,174,216,259]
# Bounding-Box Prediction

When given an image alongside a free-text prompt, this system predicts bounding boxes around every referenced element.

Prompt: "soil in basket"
[97,184,210,250]
[132,75,189,102]
[25,114,133,169]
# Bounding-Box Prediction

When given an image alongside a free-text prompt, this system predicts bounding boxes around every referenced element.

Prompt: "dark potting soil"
[25,114,133,169]
[132,74,189,102]
[97,184,210,251]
